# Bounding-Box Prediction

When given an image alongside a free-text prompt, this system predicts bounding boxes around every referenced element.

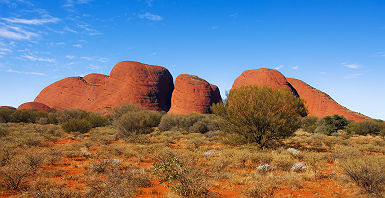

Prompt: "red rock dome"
[287,78,372,121]
[232,68,298,95]
[17,102,51,112]
[0,106,16,110]
[34,61,174,113]
[168,74,222,114]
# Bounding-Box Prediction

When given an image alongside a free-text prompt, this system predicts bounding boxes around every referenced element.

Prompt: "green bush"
[62,119,93,133]
[114,110,162,136]
[11,109,48,123]
[0,108,15,123]
[301,116,319,133]
[55,109,89,124]
[212,86,306,148]
[315,115,349,135]
[111,103,144,119]
[347,120,385,135]
[158,113,220,133]
[86,113,109,128]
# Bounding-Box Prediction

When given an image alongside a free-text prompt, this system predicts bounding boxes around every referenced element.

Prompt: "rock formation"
[0,106,16,110]
[34,61,174,113]
[287,78,371,121]
[168,74,222,114]
[17,102,51,112]
[232,68,298,96]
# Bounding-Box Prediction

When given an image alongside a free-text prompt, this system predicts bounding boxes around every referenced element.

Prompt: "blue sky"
[0,0,384,119]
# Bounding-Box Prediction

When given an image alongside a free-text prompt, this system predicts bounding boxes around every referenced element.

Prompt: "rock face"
[232,68,298,96]
[287,78,371,121]
[17,102,51,112]
[34,61,174,113]
[168,74,222,114]
[0,106,16,110]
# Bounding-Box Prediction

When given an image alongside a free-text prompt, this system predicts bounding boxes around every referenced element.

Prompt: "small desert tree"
[212,86,306,148]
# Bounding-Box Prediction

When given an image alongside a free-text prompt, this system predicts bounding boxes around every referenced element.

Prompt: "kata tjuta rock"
[168,74,222,114]
[17,102,51,112]
[287,78,372,122]
[0,106,16,110]
[34,61,174,113]
[232,68,299,96]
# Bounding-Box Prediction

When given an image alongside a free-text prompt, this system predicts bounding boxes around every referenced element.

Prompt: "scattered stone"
[257,163,276,172]
[291,162,307,172]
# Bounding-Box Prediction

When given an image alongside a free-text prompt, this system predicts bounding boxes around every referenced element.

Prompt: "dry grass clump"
[29,179,81,198]
[339,156,385,196]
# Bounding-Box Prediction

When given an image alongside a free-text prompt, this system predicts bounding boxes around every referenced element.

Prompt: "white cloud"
[66,55,75,59]
[274,65,284,70]
[81,56,93,61]
[291,66,299,70]
[344,73,362,79]
[0,48,12,55]
[138,12,162,21]
[2,17,59,25]
[21,55,54,62]
[320,71,327,75]
[0,25,38,40]
[341,62,360,69]
[98,58,108,62]
[64,26,78,33]
[6,68,46,76]
[73,44,82,48]
[64,0,92,7]
[77,24,101,36]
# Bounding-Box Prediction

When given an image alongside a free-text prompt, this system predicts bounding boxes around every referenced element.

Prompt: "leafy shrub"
[114,110,162,136]
[314,115,349,135]
[62,119,93,133]
[0,108,15,123]
[11,109,48,123]
[0,155,32,190]
[340,156,385,196]
[301,116,319,133]
[212,86,306,147]
[86,113,109,128]
[111,103,144,119]
[347,120,385,135]
[55,109,89,124]
[158,113,220,133]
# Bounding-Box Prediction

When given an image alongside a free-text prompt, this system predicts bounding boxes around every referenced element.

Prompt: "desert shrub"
[30,179,81,198]
[301,116,319,133]
[55,109,89,124]
[86,113,109,128]
[340,156,385,196]
[158,113,220,133]
[0,108,15,123]
[62,118,93,133]
[153,154,208,196]
[47,113,58,124]
[0,124,9,137]
[212,86,306,147]
[111,103,144,119]
[86,167,151,197]
[347,120,385,136]
[0,155,32,190]
[114,110,162,136]
[314,114,349,135]
[10,109,48,123]
[24,150,46,174]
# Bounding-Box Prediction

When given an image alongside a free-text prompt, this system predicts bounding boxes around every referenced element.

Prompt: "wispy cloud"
[342,62,360,69]
[1,17,59,25]
[0,48,12,55]
[66,55,75,59]
[291,66,299,70]
[63,26,78,33]
[73,44,82,48]
[64,0,92,7]
[6,68,46,76]
[77,24,101,36]
[138,12,162,21]
[274,65,284,70]
[81,56,93,61]
[320,72,327,75]
[21,55,54,62]
[344,73,362,79]
[0,25,38,40]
